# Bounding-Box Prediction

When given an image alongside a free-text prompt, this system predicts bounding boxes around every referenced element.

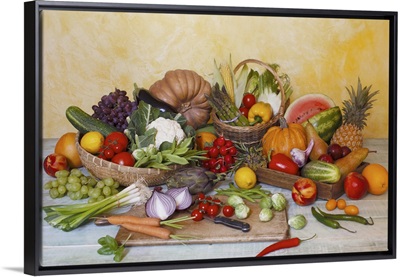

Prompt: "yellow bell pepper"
[248,102,273,125]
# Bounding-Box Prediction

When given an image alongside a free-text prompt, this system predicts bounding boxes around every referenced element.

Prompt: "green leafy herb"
[97,234,131,262]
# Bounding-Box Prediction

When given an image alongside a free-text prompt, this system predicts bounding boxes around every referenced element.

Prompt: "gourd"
[148,69,212,130]
[262,117,307,158]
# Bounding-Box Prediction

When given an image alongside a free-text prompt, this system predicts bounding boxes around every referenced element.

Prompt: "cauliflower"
[146,117,186,149]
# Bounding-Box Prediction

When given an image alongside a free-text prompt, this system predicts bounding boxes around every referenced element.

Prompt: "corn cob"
[220,62,235,103]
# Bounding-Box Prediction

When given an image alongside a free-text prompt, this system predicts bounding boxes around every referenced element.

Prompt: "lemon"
[234,166,257,189]
[80,131,104,154]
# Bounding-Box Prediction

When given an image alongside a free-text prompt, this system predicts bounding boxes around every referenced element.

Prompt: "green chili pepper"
[316,207,374,225]
[311,207,356,233]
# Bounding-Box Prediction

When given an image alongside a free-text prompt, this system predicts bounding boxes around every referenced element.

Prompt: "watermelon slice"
[284,93,336,124]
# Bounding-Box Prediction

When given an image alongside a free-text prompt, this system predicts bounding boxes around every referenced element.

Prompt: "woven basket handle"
[233,59,286,117]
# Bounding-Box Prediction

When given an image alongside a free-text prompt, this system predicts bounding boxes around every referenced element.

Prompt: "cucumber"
[301,160,341,183]
[66,106,118,137]
[302,106,342,143]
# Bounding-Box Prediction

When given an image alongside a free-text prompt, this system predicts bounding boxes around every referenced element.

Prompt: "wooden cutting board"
[115,196,289,246]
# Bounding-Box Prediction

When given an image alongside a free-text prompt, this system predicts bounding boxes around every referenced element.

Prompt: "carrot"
[107,215,161,227]
[121,223,172,240]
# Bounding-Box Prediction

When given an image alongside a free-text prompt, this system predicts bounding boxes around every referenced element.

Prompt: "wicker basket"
[75,133,186,187]
[212,59,287,146]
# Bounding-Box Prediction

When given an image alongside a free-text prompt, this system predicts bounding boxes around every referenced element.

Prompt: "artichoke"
[165,166,223,195]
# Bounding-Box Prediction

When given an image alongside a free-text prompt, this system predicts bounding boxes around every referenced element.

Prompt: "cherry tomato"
[225,140,233,148]
[239,106,249,118]
[224,154,234,165]
[268,153,299,175]
[111,152,135,166]
[208,146,220,158]
[219,165,228,173]
[208,158,219,169]
[198,201,210,212]
[228,147,237,156]
[212,198,221,205]
[191,209,203,221]
[213,136,226,147]
[202,160,211,169]
[219,146,228,156]
[242,94,256,109]
[104,132,129,150]
[197,192,206,201]
[222,205,235,217]
[103,148,115,159]
[206,204,220,217]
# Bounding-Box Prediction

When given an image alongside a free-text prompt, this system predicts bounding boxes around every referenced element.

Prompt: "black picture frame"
[24,0,397,275]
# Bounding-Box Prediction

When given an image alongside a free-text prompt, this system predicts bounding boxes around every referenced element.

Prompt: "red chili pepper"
[268,153,299,175]
[256,234,316,257]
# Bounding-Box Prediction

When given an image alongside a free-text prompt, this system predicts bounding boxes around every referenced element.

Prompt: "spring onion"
[43,179,152,232]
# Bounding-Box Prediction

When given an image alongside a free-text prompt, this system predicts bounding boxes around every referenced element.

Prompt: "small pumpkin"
[262,117,307,158]
[149,69,212,130]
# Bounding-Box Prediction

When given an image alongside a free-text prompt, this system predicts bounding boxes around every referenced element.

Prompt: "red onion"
[166,187,192,210]
[145,189,176,220]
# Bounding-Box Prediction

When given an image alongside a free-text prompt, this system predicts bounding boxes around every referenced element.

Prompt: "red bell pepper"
[268,153,299,175]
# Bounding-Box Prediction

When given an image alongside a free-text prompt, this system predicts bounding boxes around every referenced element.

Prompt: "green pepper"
[248,101,273,125]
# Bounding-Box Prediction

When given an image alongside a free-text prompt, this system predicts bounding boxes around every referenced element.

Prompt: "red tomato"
[222,205,234,217]
[111,143,125,154]
[268,153,299,175]
[111,152,135,166]
[206,204,220,217]
[191,209,204,221]
[239,106,249,118]
[242,94,256,109]
[104,132,129,151]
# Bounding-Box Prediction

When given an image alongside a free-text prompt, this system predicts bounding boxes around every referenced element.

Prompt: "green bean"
[311,207,356,233]
[316,208,374,225]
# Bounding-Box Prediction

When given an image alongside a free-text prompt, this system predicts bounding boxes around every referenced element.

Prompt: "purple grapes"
[92,88,137,132]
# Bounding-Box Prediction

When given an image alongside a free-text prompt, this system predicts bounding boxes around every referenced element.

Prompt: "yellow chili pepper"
[248,102,273,125]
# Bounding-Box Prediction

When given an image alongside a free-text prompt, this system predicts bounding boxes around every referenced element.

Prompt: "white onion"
[166,187,192,210]
[145,190,176,220]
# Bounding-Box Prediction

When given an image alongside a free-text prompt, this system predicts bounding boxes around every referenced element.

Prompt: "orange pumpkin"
[262,117,307,158]
[149,69,212,130]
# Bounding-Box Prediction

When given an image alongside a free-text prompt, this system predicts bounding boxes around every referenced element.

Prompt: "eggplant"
[137,89,176,113]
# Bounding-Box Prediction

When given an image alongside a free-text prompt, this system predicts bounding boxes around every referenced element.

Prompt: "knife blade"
[201,213,251,232]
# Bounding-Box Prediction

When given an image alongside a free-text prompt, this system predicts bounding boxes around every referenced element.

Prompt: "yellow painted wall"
[41,10,390,139]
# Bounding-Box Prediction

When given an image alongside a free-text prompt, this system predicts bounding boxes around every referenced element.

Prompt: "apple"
[292,178,318,206]
[43,153,70,177]
[344,172,369,200]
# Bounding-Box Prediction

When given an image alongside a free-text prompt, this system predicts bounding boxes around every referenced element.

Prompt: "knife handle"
[214,216,251,232]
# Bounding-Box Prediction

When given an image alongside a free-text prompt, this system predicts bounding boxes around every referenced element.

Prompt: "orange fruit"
[195,132,217,150]
[362,163,388,195]
[55,132,82,168]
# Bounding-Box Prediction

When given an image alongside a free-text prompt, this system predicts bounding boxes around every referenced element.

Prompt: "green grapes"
[44,169,120,202]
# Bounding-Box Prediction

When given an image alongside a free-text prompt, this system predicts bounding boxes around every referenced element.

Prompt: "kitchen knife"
[201,213,251,232]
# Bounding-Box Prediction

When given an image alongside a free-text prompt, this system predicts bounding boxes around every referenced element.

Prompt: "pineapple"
[331,78,379,150]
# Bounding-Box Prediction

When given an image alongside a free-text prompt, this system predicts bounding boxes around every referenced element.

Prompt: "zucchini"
[301,160,341,183]
[66,106,118,137]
